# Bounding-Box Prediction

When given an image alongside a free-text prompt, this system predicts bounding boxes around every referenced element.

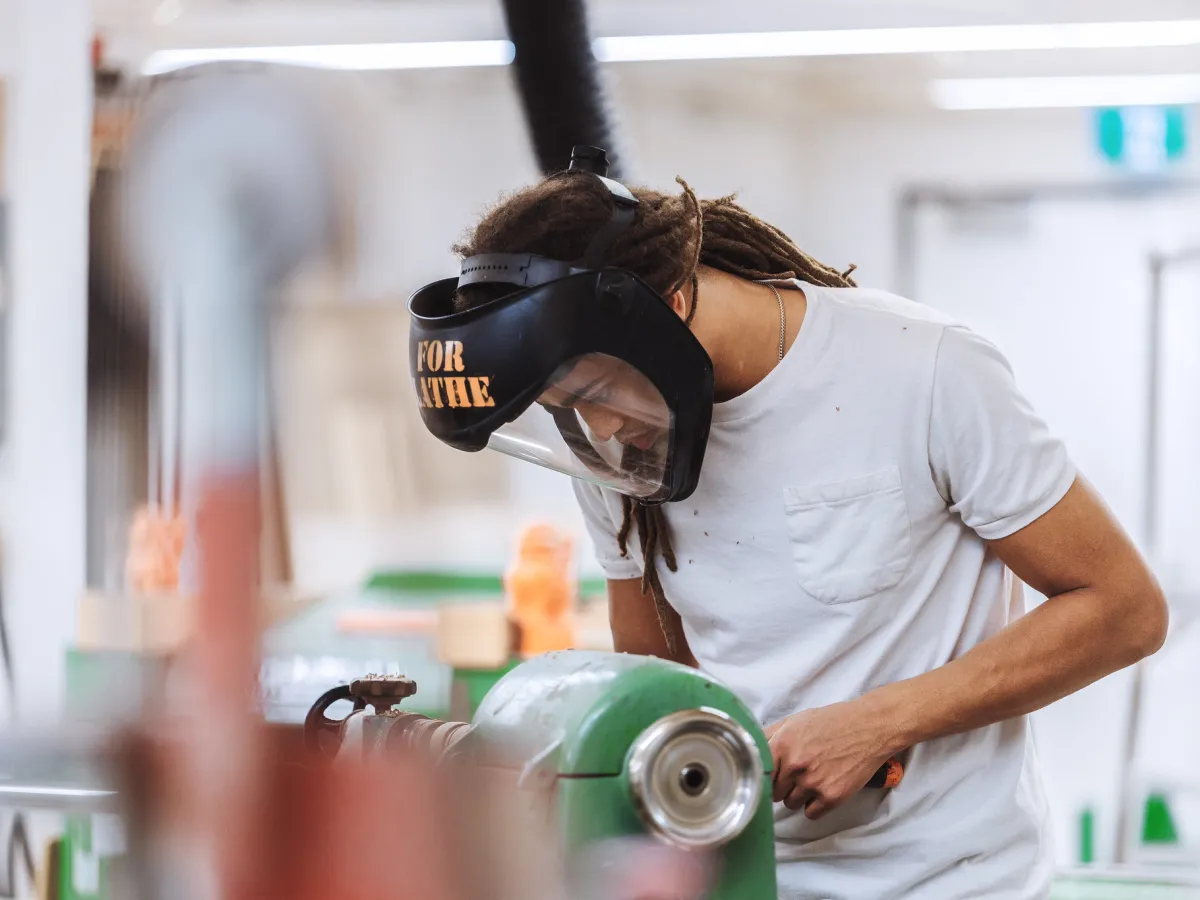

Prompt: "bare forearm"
[613,619,698,666]
[608,578,698,665]
[869,586,1163,755]
[767,481,1167,817]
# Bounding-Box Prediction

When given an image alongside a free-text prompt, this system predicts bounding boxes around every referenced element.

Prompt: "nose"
[578,405,625,442]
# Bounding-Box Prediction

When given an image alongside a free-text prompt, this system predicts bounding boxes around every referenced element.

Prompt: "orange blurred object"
[126,506,187,593]
[505,524,576,657]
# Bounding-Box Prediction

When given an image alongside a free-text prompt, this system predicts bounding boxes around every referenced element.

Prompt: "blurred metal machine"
[308,650,778,900]
[305,674,472,760]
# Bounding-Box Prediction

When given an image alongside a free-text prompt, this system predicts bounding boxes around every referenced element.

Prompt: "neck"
[689,268,806,401]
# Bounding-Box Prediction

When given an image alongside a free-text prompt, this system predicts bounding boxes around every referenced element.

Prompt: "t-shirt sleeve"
[929,325,1076,540]
[572,480,644,580]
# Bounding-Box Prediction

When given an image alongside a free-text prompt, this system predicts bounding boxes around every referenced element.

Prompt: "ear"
[666,288,689,321]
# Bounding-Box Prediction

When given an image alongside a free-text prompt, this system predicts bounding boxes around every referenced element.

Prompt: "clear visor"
[487,353,673,499]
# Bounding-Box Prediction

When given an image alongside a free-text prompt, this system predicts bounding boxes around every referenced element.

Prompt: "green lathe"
[314,649,778,899]
[471,650,777,899]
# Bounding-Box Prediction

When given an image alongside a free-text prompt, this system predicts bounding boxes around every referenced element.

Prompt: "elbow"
[1122,582,1169,662]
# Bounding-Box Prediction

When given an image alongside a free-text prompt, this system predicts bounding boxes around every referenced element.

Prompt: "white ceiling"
[86,0,1200,115]
[97,0,1200,44]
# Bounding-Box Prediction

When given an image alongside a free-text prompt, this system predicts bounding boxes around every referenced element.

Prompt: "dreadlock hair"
[453,170,857,656]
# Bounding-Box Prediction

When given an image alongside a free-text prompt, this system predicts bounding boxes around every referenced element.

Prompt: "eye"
[580,386,612,408]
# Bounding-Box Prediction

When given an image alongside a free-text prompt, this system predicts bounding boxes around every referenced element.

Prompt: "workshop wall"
[290,65,1200,585]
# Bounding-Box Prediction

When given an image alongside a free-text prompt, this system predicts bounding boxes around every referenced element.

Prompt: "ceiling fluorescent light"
[141,19,1200,75]
[593,20,1200,63]
[932,74,1200,110]
[143,40,515,75]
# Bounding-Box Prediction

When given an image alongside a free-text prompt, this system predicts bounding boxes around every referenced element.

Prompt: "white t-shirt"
[573,281,1075,900]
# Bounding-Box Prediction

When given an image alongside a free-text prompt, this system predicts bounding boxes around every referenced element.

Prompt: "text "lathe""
[415,340,496,409]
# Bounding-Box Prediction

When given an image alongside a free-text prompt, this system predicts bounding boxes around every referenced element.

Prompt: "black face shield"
[408,147,714,504]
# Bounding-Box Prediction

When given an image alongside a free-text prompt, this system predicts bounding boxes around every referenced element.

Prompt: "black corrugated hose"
[499,0,627,179]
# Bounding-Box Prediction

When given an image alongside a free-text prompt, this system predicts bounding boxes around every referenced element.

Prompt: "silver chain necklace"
[765,283,786,361]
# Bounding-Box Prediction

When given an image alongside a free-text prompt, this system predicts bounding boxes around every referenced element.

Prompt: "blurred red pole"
[179,472,464,900]
[105,461,468,895]
[188,472,264,899]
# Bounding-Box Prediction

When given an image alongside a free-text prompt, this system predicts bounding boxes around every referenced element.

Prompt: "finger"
[773,762,796,803]
[784,784,818,812]
[772,773,786,803]
[803,797,831,820]
[763,720,783,740]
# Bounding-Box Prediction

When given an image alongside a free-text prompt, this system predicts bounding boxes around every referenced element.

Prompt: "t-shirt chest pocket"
[782,466,914,604]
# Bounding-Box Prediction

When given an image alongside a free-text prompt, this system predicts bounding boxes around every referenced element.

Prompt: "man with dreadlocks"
[416,160,1166,899]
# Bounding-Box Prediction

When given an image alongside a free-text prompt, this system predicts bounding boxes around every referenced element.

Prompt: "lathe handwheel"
[627,707,764,850]
[304,684,367,759]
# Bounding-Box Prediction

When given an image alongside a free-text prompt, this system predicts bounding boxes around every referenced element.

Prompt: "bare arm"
[608,577,698,666]
[770,477,1169,816]
[875,476,1167,744]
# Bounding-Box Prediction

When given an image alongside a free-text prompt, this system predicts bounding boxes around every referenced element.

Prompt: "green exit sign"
[1096,106,1189,172]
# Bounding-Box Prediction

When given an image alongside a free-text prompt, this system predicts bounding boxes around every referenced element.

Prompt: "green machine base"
[468,650,778,900]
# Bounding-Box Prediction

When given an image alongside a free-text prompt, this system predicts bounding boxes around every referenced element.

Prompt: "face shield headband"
[407,146,714,504]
